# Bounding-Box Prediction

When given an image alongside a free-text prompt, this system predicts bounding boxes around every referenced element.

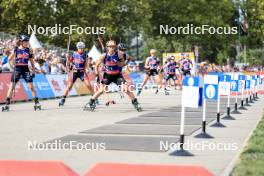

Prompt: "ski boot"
[132,98,142,112]
[33,97,41,111]
[83,99,96,111]
[2,105,9,112]
[155,89,159,94]
[105,100,116,106]
[59,98,66,106]
[137,88,142,96]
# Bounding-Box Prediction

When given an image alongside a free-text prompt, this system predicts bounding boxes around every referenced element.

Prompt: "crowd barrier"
[1,72,263,104]
[0,72,136,104]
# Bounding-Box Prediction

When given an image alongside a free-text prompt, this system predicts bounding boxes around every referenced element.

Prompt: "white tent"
[88,45,101,61]
[29,33,42,49]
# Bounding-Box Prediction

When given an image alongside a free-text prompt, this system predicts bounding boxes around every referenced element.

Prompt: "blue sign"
[231,80,239,92]
[251,75,258,86]
[246,80,251,89]
[182,76,199,87]
[203,74,219,100]
[239,75,246,80]
[219,75,231,82]
[22,74,55,99]
[204,84,218,100]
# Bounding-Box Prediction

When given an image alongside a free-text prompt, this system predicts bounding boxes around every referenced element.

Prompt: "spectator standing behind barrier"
[0,49,11,72]
[50,57,66,74]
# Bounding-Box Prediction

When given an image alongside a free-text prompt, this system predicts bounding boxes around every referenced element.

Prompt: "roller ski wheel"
[134,104,142,112]
[34,103,41,111]
[83,100,96,111]
[58,99,65,107]
[165,89,170,95]
[2,105,9,112]
[105,101,116,106]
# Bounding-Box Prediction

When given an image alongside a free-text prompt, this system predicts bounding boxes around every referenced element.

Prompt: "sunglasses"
[107,45,116,48]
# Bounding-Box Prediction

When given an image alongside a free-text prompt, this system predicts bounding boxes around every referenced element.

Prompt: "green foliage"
[232,114,264,176]
[0,0,263,64]
[247,48,264,66]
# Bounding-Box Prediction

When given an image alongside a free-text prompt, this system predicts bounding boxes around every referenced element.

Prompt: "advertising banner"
[0,73,28,103]
[21,74,55,99]
[46,74,77,97]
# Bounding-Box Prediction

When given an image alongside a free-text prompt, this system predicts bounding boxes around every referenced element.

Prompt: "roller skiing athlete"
[163,56,178,95]
[104,42,131,106]
[58,42,95,106]
[137,49,162,96]
[84,40,142,112]
[2,34,41,112]
[180,54,193,76]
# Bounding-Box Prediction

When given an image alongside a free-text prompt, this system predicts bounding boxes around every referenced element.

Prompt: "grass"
[231,114,264,176]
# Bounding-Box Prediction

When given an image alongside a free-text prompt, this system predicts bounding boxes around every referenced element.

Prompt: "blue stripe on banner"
[219,75,231,82]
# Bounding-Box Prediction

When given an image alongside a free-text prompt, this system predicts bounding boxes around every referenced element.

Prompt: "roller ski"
[2,98,11,112]
[83,99,96,111]
[2,105,10,112]
[119,92,125,99]
[132,98,142,112]
[34,102,41,111]
[164,88,170,95]
[105,100,116,106]
[58,98,66,107]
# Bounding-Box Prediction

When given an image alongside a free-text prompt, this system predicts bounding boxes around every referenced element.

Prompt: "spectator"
[0,49,11,72]
[50,56,66,74]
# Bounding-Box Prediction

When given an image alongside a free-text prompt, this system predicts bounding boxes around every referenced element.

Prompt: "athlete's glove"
[30,72,35,78]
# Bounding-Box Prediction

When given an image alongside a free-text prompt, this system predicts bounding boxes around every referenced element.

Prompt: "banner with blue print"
[203,74,219,100]
[22,74,55,99]
[129,72,144,87]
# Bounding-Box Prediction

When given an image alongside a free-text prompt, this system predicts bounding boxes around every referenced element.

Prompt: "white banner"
[45,74,77,97]
[182,86,199,108]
